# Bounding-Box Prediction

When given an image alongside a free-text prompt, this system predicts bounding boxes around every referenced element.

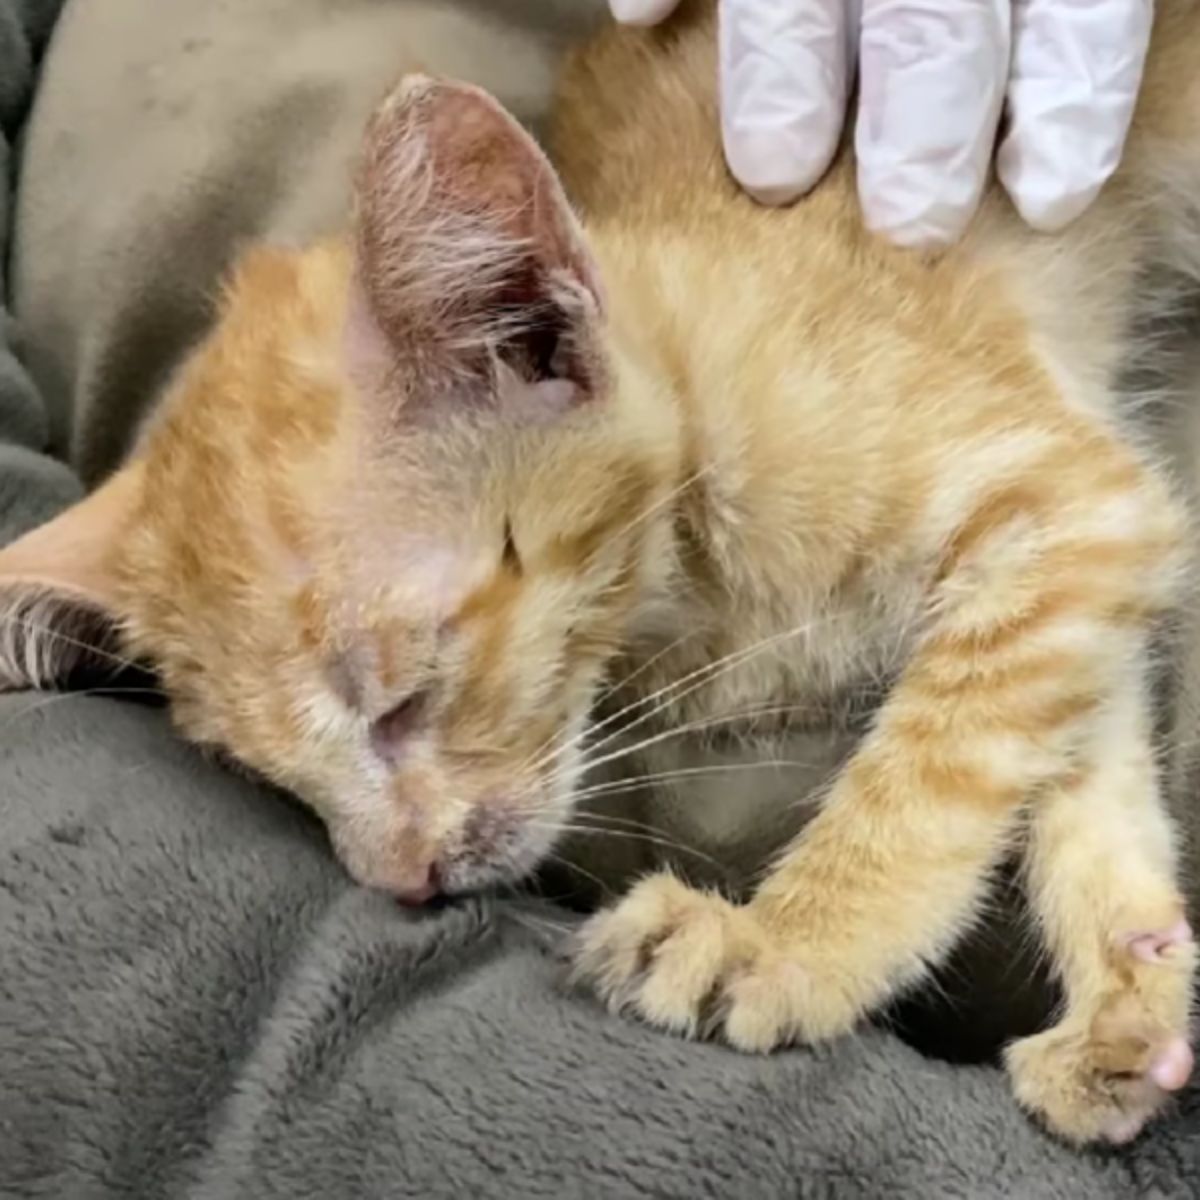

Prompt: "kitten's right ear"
[350,73,606,415]
[0,464,143,690]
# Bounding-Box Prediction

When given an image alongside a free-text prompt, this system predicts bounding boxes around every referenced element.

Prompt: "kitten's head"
[0,77,678,900]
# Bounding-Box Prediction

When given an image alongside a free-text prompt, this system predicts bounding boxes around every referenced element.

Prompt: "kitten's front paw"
[1006,937,1195,1146]
[573,873,858,1051]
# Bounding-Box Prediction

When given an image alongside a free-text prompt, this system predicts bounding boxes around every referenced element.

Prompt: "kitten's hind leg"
[1006,690,1196,1145]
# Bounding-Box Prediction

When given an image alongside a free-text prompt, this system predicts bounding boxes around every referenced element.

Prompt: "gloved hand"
[609,0,1153,248]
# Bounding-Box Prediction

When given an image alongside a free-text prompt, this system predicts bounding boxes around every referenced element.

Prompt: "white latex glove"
[609,0,1153,248]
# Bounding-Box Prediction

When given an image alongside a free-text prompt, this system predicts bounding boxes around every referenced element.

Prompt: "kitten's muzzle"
[347,796,545,904]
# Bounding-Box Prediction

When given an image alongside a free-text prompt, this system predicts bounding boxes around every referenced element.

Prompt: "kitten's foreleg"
[576,429,1192,1117]
[1006,686,1195,1145]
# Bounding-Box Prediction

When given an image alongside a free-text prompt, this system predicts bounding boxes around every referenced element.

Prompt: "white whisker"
[511,471,715,779]
[592,629,695,709]
[578,463,715,578]
[543,701,830,792]
[527,816,722,871]
[539,849,616,898]
[570,757,821,802]
[526,612,841,780]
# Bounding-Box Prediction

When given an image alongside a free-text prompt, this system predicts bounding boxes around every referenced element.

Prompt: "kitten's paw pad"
[1006,1005,1194,1145]
[1122,919,1194,965]
[1146,1036,1194,1092]
[572,874,854,1051]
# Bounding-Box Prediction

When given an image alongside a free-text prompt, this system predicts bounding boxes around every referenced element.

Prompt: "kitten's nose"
[394,862,440,907]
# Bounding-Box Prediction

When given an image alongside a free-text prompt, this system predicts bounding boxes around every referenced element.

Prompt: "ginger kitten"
[3,0,1199,1146]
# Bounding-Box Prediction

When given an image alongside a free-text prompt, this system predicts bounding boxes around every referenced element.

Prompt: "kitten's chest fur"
[580,464,932,894]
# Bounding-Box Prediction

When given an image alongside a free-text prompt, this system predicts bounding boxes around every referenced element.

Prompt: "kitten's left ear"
[350,73,606,411]
[0,464,143,690]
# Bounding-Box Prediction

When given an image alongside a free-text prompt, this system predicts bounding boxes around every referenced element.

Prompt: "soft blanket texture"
[4,695,1199,1199]
[1,1,1198,1196]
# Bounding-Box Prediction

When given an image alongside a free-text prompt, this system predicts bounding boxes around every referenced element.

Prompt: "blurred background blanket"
[1,1,1197,1196]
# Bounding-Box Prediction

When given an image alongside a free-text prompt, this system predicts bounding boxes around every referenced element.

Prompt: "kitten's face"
[100,80,679,901]
[120,287,663,897]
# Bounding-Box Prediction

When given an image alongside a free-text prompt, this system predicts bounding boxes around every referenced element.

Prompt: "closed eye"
[370,692,426,765]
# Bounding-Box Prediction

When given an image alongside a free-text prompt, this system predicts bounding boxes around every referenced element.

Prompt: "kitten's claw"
[572,873,859,1050]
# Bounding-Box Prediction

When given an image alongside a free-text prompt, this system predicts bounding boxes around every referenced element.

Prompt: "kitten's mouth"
[434,833,558,900]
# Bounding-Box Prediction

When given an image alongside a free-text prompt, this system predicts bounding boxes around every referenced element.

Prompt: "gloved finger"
[996,0,1152,232]
[719,0,853,206]
[856,0,1010,248]
[608,0,682,25]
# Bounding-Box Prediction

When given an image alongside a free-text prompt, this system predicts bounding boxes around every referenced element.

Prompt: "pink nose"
[394,863,440,907]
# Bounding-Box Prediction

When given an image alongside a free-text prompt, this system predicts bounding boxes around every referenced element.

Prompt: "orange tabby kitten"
[2,0,1199,1146]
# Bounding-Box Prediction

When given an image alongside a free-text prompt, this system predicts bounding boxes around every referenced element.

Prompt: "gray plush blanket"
[5,697,1198,1198]
[1,2,1197,1196]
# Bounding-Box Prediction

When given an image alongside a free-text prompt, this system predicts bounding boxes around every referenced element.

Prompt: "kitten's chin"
[439,821,567,899]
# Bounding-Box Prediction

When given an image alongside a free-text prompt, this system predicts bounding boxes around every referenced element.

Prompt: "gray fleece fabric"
[0,1,1198,1197]
[0,0,80,538]
[3,696,1199,1199]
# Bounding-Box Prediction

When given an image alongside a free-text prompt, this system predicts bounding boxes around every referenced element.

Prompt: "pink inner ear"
[497,370,580,423]
[417,86,601,306]
[350,74,606,407]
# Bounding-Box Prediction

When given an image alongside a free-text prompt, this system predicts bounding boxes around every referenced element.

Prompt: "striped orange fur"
[2,0,1200,1146]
